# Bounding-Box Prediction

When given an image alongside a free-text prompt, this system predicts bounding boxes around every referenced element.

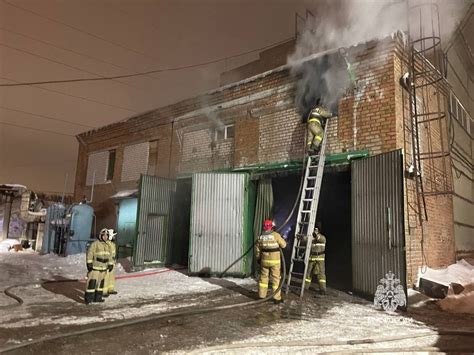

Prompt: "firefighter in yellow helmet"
[306,105,333,154]
[103,229,117,297]
[304,226,327,295]
[84,228,113,304]
[256,219,287,304]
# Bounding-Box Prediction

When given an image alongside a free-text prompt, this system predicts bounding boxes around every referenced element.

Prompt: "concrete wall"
[445,6,474,263]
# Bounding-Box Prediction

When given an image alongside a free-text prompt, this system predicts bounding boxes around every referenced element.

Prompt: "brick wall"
[75,36,404,239]
[74,35,457,285]
[394,41,456,285]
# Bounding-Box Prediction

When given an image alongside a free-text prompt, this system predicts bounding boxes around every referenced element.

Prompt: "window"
[121,142,150,182]
[86,151,108,186]
[107,150,116,181]
[147,140,159,175]
[215,124,235,140]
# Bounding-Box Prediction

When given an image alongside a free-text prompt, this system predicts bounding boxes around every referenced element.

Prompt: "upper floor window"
[121,142,150,182]
[86,150,115,186]
[215,124,235,141]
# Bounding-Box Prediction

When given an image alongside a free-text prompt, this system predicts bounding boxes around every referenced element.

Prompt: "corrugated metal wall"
[351,150,406,296]
[189,173,250,275]
[134,175,176,266]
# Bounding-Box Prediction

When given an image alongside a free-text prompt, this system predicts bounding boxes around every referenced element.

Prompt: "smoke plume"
[289,0,469,118]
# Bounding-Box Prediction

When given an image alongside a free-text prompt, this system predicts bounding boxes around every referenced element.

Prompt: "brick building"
[74,31,472,294]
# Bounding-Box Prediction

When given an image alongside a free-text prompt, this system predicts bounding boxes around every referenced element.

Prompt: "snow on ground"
[2,252,474,353]
[0,251,254,328]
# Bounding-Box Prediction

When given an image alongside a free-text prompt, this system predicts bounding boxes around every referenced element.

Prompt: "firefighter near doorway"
[256,219,287,304]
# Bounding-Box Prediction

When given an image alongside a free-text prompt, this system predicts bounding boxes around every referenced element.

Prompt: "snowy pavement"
[1,251,474,354]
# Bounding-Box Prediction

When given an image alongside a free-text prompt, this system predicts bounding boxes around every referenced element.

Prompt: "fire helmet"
[107,229,117,240]
[99,228,108,239]
[263,219,274,231]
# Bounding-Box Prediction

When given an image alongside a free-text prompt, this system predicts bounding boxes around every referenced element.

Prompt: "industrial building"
[73,7,473,298]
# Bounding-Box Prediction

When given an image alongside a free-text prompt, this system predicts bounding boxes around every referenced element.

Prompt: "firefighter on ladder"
[84,228,113,304]
[306,105,334,154]
[256,219,287,304]
[304,226,327,295]
[103,229,118,297]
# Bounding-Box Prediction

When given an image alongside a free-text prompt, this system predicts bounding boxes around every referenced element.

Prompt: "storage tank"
[66,203,93,255]
[42,204,67,254]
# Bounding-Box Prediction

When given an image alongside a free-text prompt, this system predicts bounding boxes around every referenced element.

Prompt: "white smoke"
[290,0,469,64]
[289,0,469,117]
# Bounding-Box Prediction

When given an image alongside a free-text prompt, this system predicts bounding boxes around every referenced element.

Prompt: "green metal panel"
[177,150,370,180]
[189,173,252,276]
[134,175,176,268]
[117,198,137,259]
[242,177,257,274]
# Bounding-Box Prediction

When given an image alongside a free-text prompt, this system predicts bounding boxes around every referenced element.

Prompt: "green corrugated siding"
[243,178,256,275]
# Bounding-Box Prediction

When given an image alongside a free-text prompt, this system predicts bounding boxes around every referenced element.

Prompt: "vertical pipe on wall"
[1,194,13,241]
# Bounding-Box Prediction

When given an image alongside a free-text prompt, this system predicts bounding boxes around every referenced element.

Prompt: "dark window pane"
[107,150,116,181]
[226,125,235,139]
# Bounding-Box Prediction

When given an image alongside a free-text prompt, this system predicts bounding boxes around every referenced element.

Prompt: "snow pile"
[417,259,474,314]
[0,239,20,253]
[438,283,474,314]
[417,259,474,287]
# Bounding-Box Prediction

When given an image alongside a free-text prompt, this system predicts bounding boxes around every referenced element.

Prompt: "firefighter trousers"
[307,121,324,151]
[104,268,116,294]
[259,263,282,300]
[305,259,326,291]
[85,270,106,303]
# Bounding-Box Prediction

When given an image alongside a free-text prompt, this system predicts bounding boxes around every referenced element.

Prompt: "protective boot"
[94,292,104,303]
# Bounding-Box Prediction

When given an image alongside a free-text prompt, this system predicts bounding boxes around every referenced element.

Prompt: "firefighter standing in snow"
[84,228,112,304]
[306,105,333,154]
[103,229,117,297]
[304,227,327,294]
[256,219,287,303]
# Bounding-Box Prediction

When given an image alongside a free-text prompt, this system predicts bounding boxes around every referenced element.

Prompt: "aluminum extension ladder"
[285,119,331,298]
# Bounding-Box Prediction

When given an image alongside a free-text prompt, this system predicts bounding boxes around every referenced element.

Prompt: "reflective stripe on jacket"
[86,240,112,271]
[256,231,286,266]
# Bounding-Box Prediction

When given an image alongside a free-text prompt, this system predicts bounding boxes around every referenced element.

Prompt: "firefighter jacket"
[256,231,287,267]
[106,240,116,264]
[309,232,326,262]
[308,106,333,125]
[87,240,112,272]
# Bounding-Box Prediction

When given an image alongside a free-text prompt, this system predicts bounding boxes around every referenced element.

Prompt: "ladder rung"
[290,272,305,276]
[292,258,305,262]
[305,187,315,190]
[302,198,313,201]
[307,176,316,180]
[301,210,311,213]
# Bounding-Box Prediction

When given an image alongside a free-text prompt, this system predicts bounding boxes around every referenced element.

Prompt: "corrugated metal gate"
[134,175,176,267]
[189,173,254,276]
[351,149,406,297]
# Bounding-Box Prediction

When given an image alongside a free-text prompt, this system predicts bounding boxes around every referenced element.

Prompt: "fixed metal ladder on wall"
[285,119,331,298]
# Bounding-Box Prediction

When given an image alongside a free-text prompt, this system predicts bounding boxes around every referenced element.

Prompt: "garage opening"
[270,165,352,292]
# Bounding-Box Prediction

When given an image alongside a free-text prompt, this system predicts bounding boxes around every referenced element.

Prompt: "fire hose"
[0,118,307,352]
[0,249,287,353]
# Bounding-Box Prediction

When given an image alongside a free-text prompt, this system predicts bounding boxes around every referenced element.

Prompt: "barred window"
[121,142,150,182]
[86,151,109,186]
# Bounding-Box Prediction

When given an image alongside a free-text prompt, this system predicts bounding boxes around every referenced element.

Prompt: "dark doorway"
[272,174,301,266]
[317,166,352,291]
[170,178,192,266]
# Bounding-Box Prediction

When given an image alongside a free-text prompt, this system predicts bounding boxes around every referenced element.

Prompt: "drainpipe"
[1,193,13,241]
